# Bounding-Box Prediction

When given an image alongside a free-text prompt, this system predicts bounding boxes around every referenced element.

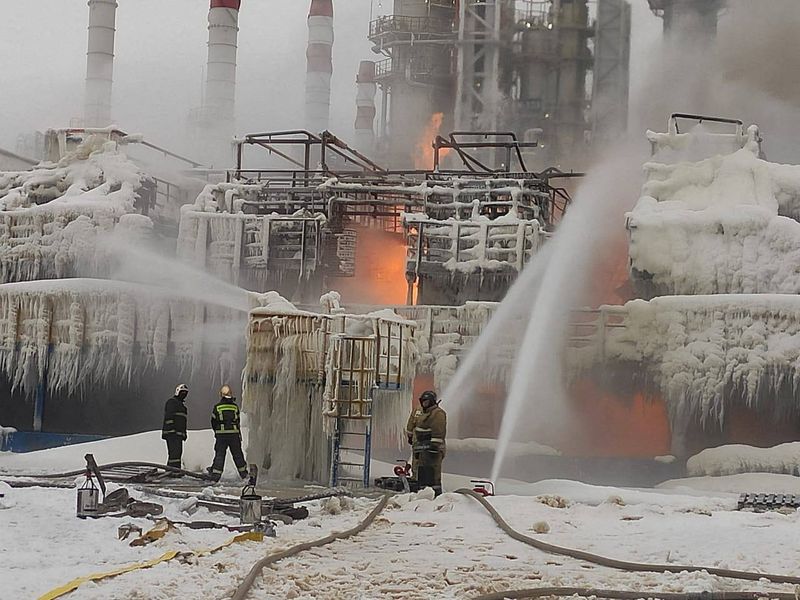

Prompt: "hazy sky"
[0,1,660,154]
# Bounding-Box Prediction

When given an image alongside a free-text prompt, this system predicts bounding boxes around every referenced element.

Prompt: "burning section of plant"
[414,113,450,170]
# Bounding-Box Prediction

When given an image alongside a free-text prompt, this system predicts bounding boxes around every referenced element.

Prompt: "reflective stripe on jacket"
[162,396,188,440]
[211,399,241,435]
[405,406,446,453]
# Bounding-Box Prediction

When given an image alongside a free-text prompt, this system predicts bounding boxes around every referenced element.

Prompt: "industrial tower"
[647,0,724,38]
[368,0,632,170]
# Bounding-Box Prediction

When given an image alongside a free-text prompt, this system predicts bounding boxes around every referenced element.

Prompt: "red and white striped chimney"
[354,61,377,155]
[204,0,241,132]
[84,0,118,127]
[305,0,334,134]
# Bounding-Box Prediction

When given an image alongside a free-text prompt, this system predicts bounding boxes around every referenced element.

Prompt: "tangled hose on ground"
[473,588,796,600]
[230,494,389,600]
[2,461,212,482]
[455,489,800,585]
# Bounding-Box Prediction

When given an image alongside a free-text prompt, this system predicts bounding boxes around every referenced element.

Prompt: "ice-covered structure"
[0,278,260,435]
[242,296,417,483]
[565,115,800,456]
[628,116,800,297]
[176,131,569,305]
[0,278,252,395]
[0,129,201,284]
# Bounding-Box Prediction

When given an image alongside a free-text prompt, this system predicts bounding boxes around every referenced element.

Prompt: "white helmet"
[175,383,189,396]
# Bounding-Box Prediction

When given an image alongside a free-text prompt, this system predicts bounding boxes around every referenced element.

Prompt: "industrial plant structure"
[368,0,632,169]
[10,0,794,491]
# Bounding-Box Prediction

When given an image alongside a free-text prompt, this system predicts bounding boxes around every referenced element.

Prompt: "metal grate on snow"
[737,493,800,512]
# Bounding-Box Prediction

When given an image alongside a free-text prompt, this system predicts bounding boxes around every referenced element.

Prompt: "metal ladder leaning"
[328,335,376,489]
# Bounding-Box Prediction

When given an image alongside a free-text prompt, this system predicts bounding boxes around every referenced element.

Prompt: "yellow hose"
[37,531,263,600]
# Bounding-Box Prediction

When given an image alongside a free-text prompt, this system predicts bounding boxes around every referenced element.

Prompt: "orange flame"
[561,381,671,457]
[327,226,409,305]
[414,112,451,170]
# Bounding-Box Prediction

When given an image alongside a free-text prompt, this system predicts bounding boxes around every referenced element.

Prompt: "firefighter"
[206,384,248,481]
[162,383,189,471]
[405,390,446,494]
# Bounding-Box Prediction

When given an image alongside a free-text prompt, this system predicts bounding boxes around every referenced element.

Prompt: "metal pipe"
[305,0,334,133]
[84,0,118,127]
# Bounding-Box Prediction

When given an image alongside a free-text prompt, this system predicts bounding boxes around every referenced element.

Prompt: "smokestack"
[354,61,377,155]
[305,0,334,133]
[205,0,241,134]
[84,0,118,128]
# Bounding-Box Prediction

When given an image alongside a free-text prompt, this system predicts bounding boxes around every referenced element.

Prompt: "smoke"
[98,234,255,313]
[0,0,374,161]
[631,0,800,163]
[444,142,645,480]
[452,0,800,479]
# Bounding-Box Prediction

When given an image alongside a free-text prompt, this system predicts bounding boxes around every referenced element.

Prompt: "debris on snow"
[531,520,550,533]
[536,495,569,509]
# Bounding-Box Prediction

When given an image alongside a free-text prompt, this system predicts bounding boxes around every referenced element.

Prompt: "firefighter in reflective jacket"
[206,385,248,481]
[162,384,189,470]
[405,390,446,493]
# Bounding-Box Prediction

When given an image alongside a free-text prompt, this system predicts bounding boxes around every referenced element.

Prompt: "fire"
[414,112,451,170]
[561,380,671,457]
[327,226,410,305]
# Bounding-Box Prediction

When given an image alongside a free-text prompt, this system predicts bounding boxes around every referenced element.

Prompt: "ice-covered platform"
[628,116,800,297]
[0,278,248,397]
[571,295,800,453]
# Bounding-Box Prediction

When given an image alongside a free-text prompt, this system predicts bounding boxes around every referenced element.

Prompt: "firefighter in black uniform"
[206,385,248,481]
[162,383,189,470]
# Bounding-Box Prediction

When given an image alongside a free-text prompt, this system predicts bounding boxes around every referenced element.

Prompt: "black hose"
[1,462,212,481]
[455,489,800,586]
[473,588,795,600]
[230,494,389,600]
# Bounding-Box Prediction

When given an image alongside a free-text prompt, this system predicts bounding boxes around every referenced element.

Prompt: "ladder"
[330,407,373,488]
[327,335,376,489]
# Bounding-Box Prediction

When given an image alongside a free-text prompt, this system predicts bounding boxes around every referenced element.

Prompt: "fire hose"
[2,461,213,482]
[230,494,389,600]
[473,589,797,600]
[455,488,800,585]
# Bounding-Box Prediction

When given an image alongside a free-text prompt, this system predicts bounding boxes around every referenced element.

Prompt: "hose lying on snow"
[473,588,797,600]
[3,462,212,482]
[455,489,800,586]
[230,494,389,600]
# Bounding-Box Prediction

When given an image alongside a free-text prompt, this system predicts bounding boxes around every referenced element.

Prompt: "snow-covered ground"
[4,434,800,599]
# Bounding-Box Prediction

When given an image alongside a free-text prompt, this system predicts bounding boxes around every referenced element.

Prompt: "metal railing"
[405,218,544,275]
[369,15,454,39]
